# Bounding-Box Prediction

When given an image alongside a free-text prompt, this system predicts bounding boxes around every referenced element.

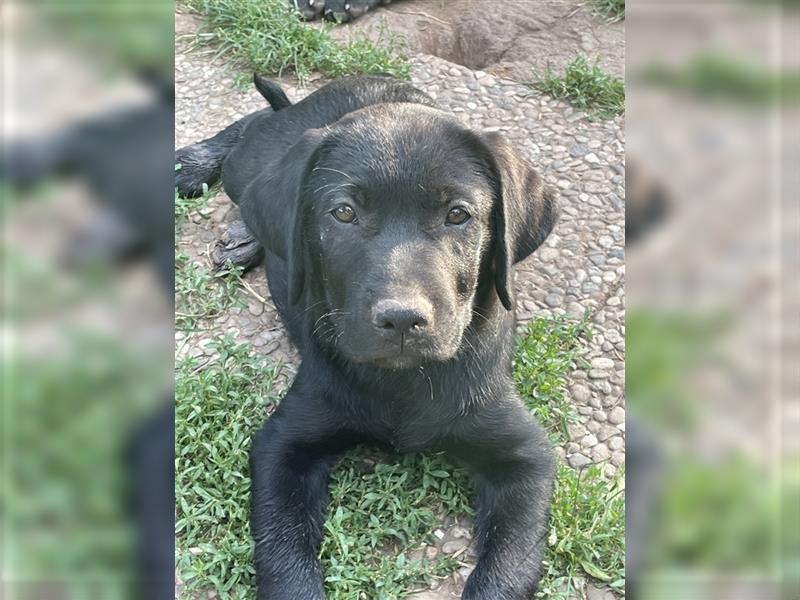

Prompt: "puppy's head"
[279,104,557,368]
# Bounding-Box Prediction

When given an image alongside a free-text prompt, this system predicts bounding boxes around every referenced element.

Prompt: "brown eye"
[332,204,356,223]
[446,207,470,225]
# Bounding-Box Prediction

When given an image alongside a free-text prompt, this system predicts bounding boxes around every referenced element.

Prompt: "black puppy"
[323,0,393,22]
[289,0,394,22]
[176,75,558,600]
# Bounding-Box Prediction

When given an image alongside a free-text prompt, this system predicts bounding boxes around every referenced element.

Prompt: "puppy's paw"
[211,219,264,273]
[175,144,222,198]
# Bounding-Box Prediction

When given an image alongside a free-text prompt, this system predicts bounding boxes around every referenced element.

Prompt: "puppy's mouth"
[343,333,462,370]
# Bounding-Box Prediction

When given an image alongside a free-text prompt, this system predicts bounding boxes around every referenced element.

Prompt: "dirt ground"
[326,0,625,80]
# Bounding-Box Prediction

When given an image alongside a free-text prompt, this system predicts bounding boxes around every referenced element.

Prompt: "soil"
[327,0,625,81]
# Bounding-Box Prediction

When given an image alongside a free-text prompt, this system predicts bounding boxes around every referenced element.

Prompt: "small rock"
[608,406,625,425]
[608,436,624,451]
[611,451,625,467]
[538,247,559,262]
[442,538,469,555]
[593,410,607,422]
[597,425,618,442]
[592,444,611,462]
[425,546,439,561]
[545,293,563,307]
[568,423,587,441]
[451,526,471,540]
[588,369,610,379]
[571,384,591,403]
[569,143,590,157]
[248,299,264,317]
[584,152,600,164]
[590,357,615,370]
[569,453,592,469]
[581,434,598,448]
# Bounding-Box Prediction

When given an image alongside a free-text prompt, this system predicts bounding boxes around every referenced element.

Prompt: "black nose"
[371,299,431,334]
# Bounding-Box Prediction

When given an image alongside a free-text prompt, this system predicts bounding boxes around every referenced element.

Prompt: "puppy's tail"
[253,74,292,111]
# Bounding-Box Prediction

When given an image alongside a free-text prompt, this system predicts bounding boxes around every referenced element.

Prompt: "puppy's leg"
[175,111,264,198]
[450,402,555,600]
[250,385,354,600]
[210,218,264,273]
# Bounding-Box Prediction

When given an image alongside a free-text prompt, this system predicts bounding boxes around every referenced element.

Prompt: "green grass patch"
[175,336,284,597]
[637,53,800,105]
[175,251,246,332]
[4,335,162,599]
[514,316,591,443]
[175,317,623,599]
[539,463,626,599]
[592,0,625,23]
[184,0,409,81]
[532,56,625,119]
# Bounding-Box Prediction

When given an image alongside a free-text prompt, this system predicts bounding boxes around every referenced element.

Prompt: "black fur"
[289,0,394,22]
[176,76,559,600]
[254,73,293,110]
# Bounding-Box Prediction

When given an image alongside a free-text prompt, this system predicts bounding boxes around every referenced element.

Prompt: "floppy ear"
[481,132,559,310]
[238,128,326,305]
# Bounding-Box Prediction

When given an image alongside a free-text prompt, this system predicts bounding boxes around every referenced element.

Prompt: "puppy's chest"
[360,379,452,453]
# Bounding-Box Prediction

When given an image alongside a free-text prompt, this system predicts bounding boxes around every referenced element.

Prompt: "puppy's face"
[301,109,495,368]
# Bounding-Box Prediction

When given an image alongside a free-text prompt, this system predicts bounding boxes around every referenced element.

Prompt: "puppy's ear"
[481,132,559,310]
[239,129,326,305]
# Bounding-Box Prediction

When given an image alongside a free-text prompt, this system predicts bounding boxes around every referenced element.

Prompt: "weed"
[514,316,591,443]
[592,0,625,23]
[184,0,409,81]
[175,251,245,332]
[532,56,625,119]
[539,463,626,599]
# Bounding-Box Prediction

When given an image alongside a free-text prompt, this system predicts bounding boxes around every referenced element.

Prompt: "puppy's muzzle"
[370,298,432,339]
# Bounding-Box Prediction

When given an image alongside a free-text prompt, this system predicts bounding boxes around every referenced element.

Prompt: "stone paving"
[176,9,625,598]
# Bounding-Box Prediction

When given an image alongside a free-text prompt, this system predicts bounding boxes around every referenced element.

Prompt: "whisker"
[312,166,353,180]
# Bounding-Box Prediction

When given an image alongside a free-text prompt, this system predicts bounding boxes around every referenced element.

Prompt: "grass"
[175,251,246,332]
[532,56,625,119]
[637,52,800,105]
[592,0,625,23]
[513,316,591,442]
[183,0,409,81]
[174,183,249,333]
[174,315,624,599]
[4,335,162,600]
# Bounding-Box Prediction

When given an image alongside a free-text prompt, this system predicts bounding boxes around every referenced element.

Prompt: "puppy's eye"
[345,3,351,10]
[445,207,471,225]
[332,204,357,223]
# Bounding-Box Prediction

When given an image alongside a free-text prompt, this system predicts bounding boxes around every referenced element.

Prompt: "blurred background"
[2,1,174,599]
[626,1,797,599]
[1,1,797,600]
